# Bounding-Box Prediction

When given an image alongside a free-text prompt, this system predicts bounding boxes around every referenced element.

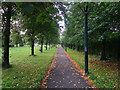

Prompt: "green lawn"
[67,48,119,89]
[0,48,2,89]
[2,46,58,88]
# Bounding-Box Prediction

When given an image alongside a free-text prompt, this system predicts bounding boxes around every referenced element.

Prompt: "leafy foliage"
[10,31,23,46]
[62,2,120,61]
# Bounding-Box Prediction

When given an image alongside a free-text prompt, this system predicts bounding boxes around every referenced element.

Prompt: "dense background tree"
[62,2,120,62]
[10,30,23,47]
[2,2,17,67]
[18,2,60,55]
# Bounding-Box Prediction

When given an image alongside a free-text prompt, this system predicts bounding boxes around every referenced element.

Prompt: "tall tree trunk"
[71,44,72,49]
[117,39,120,61]
[77,41,80,51]
[41,37,43,53]
[65,41,67,51]
[100,40,106,60]
[62,41,64,48]
[69,44,71,48]
[2,4,11,67]
[16,44,18,47]
[31,39,34,55]
[73,44,75,50]
[46,42,47,50]
[71,44,74,49]
[84,7,88,73]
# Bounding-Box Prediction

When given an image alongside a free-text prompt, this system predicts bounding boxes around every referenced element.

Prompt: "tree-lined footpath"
[62,2,120,62]
[61,2,119,88]
[2,2,61,67]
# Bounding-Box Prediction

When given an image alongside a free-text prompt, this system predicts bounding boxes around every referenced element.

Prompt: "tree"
[2,3,13,67]
[2,2,61,67]
[10,31,23,47]
[63,2,120,63]
[17,2,58,55]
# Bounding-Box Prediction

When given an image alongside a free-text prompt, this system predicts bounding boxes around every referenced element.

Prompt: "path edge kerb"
[62,47,97,89]
[40,47,58,88]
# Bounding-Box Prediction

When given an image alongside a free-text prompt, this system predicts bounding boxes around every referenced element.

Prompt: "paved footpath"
[45,46,91,88]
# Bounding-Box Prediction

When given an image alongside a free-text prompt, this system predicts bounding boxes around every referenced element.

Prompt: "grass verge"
[67,48,119,89]
[2,46,58,88]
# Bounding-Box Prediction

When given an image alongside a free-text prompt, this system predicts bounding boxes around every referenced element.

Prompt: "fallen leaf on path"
[73,84,76,86]
[17,83,19,86]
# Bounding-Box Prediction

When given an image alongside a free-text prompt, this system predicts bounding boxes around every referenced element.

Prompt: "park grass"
[67,48,119,89]
[2,46,58,88]
[0,48,2,89]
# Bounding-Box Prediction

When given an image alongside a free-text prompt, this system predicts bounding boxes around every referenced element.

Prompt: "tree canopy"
[2,2,61,67]
[62,2,120,61]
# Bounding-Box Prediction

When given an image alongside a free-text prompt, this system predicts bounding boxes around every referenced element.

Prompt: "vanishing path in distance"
[45,46,91,88]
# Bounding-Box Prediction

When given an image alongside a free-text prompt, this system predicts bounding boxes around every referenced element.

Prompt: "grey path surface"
[46,46,91,88]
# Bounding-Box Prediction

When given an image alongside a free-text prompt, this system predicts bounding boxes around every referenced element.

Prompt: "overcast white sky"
[56,4,66,39]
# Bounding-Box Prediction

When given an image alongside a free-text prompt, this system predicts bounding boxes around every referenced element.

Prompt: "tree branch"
[78,4,84,14]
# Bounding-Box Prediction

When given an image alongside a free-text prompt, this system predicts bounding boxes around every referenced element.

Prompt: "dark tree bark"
[117,43,120,61]
[40,37,43,53]
[11,45,14,47]
[61,41,64,48]
[68,44,70,48]
[16,44,18,47]
[84,10,88,73]
[2,4,11,67]
[77,41,80,51]
[100,40,107,60]
[65,41,67,51]
[73,44,75,50]
[70,44,72,49]
[69,44,71,49]
[20,44,23,47]
[46,42,47,50]
[31,39,34,55]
